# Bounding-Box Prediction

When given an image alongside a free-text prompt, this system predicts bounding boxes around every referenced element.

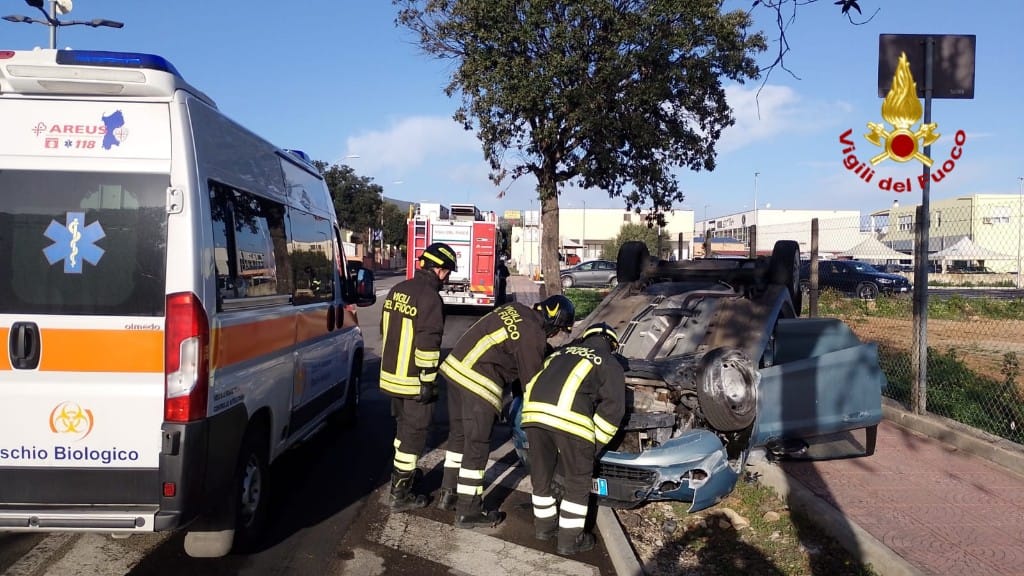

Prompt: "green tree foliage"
[315,161,384,240]
[602,223,666,262]
[394,0,765,295]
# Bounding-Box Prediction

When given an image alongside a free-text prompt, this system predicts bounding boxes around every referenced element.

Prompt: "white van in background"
[0,48,376,557]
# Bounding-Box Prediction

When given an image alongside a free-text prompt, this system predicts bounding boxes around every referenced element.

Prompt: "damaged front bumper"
[597,429,742,513]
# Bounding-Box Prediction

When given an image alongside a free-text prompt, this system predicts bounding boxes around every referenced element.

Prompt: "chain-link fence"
[757,204,1024,446]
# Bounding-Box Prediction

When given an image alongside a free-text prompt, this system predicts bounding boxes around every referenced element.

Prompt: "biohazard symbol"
[49,401,95,440]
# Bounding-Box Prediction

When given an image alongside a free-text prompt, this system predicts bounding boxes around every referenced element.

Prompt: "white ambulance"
[0,49,376,557]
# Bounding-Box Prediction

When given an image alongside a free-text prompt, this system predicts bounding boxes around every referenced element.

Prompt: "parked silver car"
[560,259,617,288]
[514,240,885,512]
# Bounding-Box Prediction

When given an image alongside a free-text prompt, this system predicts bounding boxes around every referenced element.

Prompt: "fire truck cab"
[407,203,504,308]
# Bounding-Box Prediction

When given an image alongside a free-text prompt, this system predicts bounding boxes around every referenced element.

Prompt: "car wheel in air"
[857,282,879,300]
[697,347,758,432]
[768,240,801,316]
[617,241,649,283]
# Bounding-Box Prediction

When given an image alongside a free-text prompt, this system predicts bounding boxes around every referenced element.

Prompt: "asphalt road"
[0,276,615,576]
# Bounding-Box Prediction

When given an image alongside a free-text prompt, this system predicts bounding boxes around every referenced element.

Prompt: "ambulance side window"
[286,208,334,305]
[210,181,291,310]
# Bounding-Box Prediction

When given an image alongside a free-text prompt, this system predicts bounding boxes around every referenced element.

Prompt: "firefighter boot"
[436,467,459,511]
[534,516,558,541]
[454,495,505,529]
[390,470,428,512]
[557,530,595,556]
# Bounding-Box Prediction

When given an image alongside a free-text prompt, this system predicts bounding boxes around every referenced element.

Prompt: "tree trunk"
[541,192,561,296]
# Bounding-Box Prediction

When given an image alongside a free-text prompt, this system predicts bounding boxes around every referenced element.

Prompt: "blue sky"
[4,1,1021,222]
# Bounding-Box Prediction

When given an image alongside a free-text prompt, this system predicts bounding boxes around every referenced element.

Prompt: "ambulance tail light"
[165,292,210,423]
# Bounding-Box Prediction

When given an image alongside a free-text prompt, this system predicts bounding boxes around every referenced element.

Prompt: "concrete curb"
[749,460,923,576]
[596,506,644,576]
[882,399,1024,477]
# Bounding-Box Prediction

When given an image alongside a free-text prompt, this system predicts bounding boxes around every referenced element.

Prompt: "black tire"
[616,241,649,283]
[561,275,575,288]
[696,347,758,432]
[231,426,270,553]
[768,240,801,315]
[607,275,618,287]
[857,282,879,300]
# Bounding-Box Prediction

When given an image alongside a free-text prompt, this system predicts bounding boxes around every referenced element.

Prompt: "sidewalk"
[507,275,1024,576]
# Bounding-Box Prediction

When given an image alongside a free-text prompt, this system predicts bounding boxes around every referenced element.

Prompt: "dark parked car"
[560,259,617,288]
[513,240,885,512]
[800,259,911,300]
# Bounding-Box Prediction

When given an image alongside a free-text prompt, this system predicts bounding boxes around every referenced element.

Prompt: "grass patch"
[813,289,1024,321]
[879,345,1024,444]
[563,288,608,319]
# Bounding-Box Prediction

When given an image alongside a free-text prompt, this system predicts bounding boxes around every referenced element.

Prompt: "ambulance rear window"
[0,170,168,316]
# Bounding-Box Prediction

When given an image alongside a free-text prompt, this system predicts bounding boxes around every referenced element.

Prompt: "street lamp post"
[3,0,124,49]
[581,200,586,260]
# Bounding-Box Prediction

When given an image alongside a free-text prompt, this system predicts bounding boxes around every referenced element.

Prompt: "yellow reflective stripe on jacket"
[397,317,414,374]
[419,370,437,383]
[520,408,596,443]
[522,358,600,443]
[593,413,619,445]
[462,326,509,366]
[440,356,503,410]
[414,348,440,368]
[380,371,420,396]
[557,358,594,409]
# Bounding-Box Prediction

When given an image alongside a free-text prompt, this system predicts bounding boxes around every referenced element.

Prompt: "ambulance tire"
[183,423,269,558]
[229,425,270,553]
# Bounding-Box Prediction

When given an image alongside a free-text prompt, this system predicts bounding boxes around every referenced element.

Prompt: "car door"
[597,260,616,284]
[574,261,597,286]
[751,317,885,455]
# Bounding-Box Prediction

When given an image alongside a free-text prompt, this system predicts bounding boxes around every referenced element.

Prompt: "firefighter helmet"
[419,242,458,272]
[581,322,619,352]
[533,295,575,336]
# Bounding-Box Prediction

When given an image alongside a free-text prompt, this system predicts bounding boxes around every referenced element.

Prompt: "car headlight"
[877,278,893,284]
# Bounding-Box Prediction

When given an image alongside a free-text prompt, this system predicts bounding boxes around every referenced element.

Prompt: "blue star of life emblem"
[43,212,106,274]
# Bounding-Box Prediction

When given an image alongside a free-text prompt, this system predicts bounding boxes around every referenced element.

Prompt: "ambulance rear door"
[0,96,172,527]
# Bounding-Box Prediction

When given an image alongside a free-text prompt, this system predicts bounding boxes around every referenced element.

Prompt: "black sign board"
[878,34,976,99]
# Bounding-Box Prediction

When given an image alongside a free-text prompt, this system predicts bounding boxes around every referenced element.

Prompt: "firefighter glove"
[416,382,438,404]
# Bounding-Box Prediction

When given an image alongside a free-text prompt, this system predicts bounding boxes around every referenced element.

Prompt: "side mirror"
[352,268,376,307]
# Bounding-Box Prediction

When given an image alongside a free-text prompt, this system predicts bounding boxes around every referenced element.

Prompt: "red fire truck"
[407,202,504,307]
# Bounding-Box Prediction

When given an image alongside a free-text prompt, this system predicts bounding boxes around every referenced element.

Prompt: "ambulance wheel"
[230,426,270,553]
[184,423,270,557]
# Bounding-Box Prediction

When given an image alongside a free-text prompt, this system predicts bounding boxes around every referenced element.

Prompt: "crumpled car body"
[513,240,885,512]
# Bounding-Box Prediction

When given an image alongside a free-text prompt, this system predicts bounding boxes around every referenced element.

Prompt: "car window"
[0,169,168,316]
[578,262,594,271]
[599,261,615,270]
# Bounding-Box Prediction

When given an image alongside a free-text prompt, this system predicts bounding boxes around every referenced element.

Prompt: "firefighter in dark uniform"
[437,295,575,528]
[380,242,458,511]
[521,322,625,556]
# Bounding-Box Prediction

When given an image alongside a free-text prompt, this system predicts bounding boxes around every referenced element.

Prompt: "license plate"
[591,478,608,496]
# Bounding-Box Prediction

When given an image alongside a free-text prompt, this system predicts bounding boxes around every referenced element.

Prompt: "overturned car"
[514,240,885,512]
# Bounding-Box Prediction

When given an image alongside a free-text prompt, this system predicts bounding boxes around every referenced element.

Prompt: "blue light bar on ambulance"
[55,50,181,77]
